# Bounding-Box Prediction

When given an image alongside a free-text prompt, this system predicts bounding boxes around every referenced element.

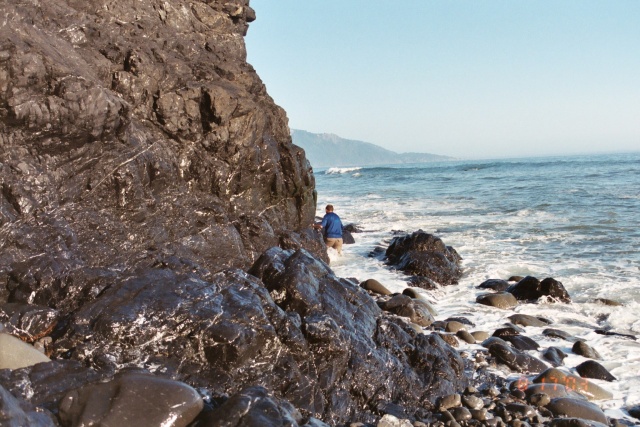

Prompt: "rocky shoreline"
[1,0,638,426]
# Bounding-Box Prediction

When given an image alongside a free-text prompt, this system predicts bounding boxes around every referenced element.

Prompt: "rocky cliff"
[1,0,319,282]
[0,1,468,425]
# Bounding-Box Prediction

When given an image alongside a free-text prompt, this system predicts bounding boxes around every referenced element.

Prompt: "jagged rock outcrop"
[0,0,319,300]
[0,1,471,425]
[385,230,462,288]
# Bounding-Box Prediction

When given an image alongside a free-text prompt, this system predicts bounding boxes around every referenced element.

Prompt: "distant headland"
[292,129,454,168]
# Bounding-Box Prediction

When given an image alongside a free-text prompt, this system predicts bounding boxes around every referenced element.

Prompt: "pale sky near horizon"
[245,1,640,159]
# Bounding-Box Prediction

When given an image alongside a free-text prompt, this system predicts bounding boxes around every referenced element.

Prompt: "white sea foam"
[324,167,363,174]
[316,154,640,419]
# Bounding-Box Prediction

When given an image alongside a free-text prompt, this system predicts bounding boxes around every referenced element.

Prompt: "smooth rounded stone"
[446,321,467,333]
[532,368,613,401]
[575,360,616,382]
[482,336,509,348]
[572,341,602,360]
[542,347,567,367]
[462,395,484,411]
[413,299,438,317]
[506,403,537,419]
[525,384,586,401]
[543,328,576,341]
[445,316,475,327]
[511,335,540,351]
[450,406,472,422]
[471,330,490,341]
[476,292,518,309]
[0,333,50,370]
[487,341,548,373]
[528,392,551,407]
[548,418,609,427]
[0,303,59,343]
[456,330,476,344]
[438,394,462,410]
[546,397,608,424]
[477,279,511,292]
[376,414,413,427]
[593,298,622,306]
[58,372,203,427]
[508,314,552,328]
[435,332,459,347]
[493,326,522,337]
[379,294,413,311]
[470,408,489,421]
[361,278,393,295]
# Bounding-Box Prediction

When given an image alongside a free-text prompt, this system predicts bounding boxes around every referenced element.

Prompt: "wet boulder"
[485,340,547,373]
[249,247,467,423]
[575,361,616,382]
[508,314,552,328]
[477,279,510,292]
[195,386,319,427]
[533,368,613,401]
[572,341,602,360]
[546,397,608,424]
[385,231,462,287]
[476,292,518,309]
[58,372,203,427]
[492,328,539,351]
[360,279,393,295]
[342,229,356,244]
[507,277,571,303]
[543,347,568,367]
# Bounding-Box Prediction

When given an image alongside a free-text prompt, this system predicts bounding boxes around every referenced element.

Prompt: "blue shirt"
[321,212,343,238]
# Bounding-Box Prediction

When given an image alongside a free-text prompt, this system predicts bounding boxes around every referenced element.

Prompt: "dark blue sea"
[314,152,640,416]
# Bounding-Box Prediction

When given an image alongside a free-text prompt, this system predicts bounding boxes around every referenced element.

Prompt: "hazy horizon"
[246,1,640,159]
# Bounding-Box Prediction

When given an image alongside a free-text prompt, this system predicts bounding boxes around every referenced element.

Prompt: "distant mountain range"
[291,129,453,169]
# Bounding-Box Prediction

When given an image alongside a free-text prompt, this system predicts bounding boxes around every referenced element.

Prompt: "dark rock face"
[249,248,466,423]
[385,230,462,287]
[0,0,319,302]
[507,276,571,303]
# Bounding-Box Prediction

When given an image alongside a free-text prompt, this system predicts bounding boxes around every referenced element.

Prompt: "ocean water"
[313,152,640,419]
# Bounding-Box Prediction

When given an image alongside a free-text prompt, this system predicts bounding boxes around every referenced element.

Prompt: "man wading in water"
[313,204,344,255]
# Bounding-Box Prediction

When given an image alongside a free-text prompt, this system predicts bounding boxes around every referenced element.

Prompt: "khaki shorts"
[324,238,343,255]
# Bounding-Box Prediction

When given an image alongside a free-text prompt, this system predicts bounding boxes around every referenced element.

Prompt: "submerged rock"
[384,230,462,287]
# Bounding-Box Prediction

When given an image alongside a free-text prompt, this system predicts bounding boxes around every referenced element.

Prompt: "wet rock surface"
[384,230,462,287]
[507,276,571,303]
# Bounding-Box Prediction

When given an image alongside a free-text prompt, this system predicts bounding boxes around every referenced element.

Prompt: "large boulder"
[507,277,571,303]
[384,230,462,287]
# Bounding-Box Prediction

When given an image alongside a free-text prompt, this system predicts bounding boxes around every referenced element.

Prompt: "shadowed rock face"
[0,0,319,305]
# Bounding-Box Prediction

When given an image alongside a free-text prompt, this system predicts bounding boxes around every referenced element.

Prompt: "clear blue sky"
[246,1,640,159]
